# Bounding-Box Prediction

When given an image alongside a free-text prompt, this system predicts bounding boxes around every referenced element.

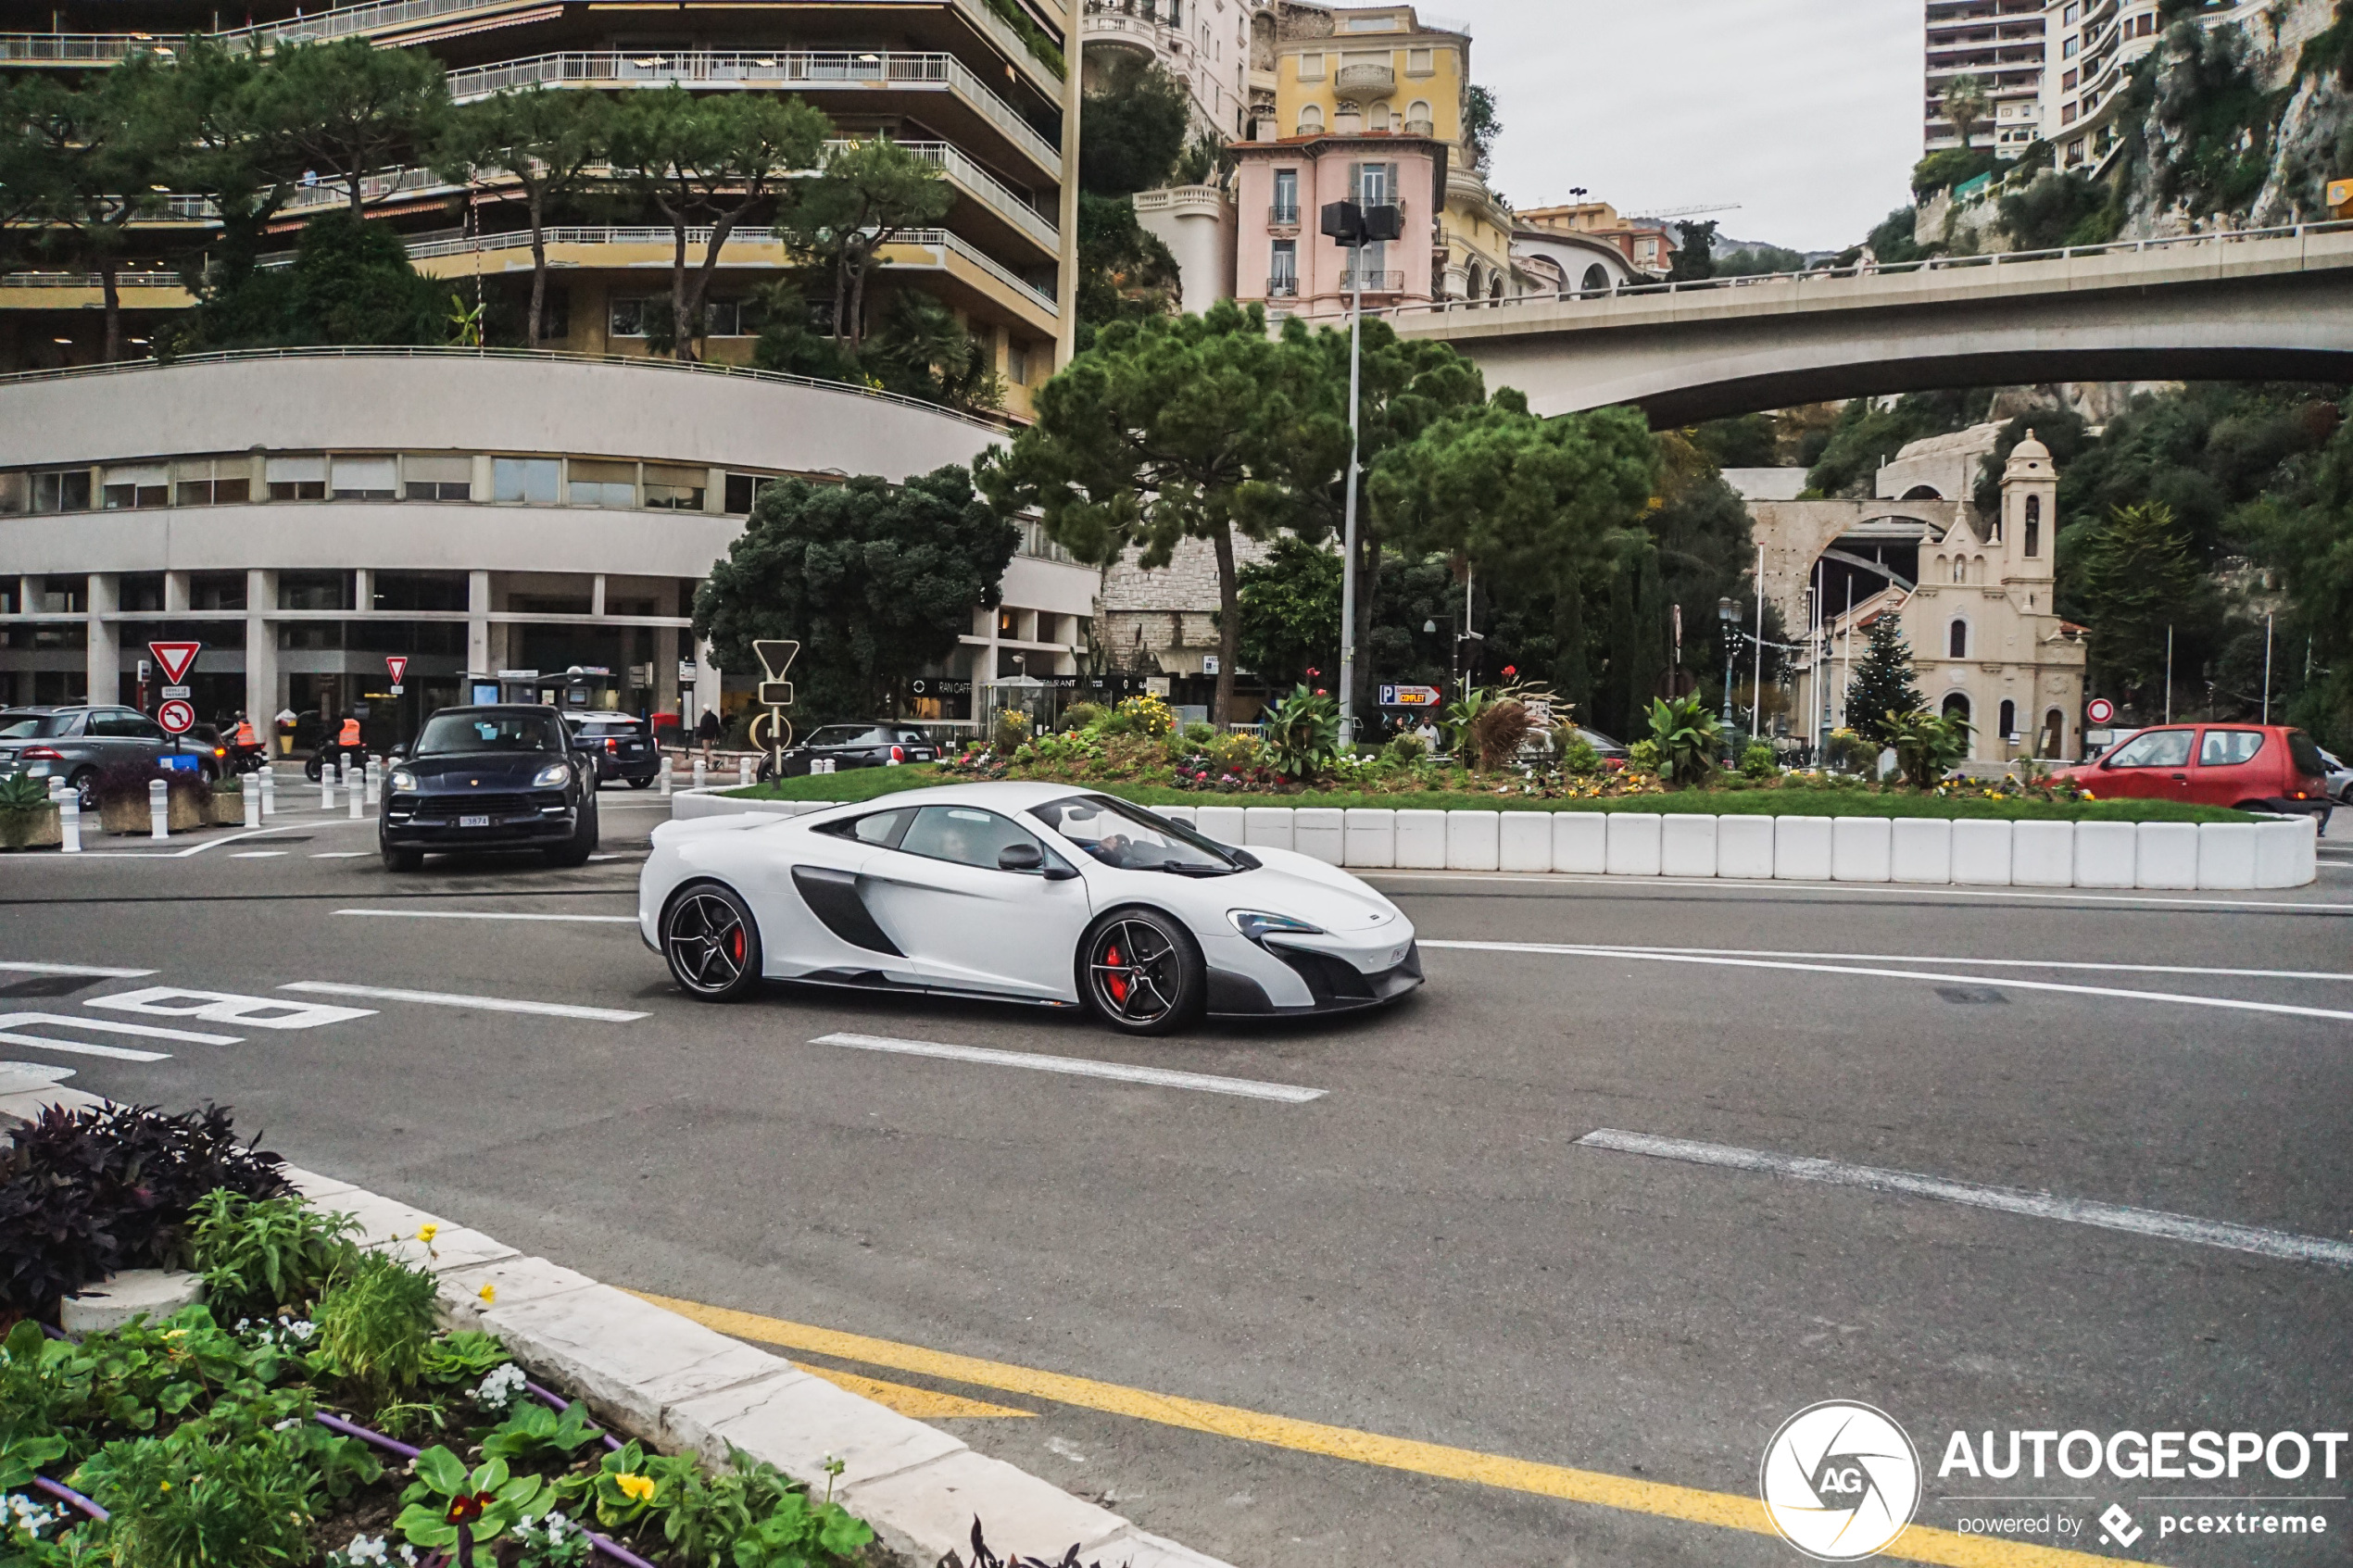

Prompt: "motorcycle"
[302,746,370,783]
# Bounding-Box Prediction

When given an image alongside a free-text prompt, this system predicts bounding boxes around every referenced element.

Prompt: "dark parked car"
[380,705,598,872]
[563,713,662,788]
[0,705,222,804]
[765,722,940,779]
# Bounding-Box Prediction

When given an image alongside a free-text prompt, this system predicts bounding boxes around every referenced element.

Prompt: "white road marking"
[1577,1128,2353,1269]
[281,982,648,1022]
[1417,939,2353,1025]
[312,851,371,859]
[1482,943,2353,985]
[1374,869,2353,914]
[87,988,374,1029]
[0,1061,75,1089]
[812,1032,1327,1104]
[0,962,157,978]
[333,909,639,923]
[233,850,289,859]
[0,1011,241,1061]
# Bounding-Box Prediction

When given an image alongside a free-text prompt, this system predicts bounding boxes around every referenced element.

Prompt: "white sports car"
[638,781,1422,1034]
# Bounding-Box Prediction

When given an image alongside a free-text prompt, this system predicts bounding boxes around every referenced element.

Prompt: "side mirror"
[998,843,1044,872]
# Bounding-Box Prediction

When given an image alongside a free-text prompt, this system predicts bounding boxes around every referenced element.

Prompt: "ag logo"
[1758,1401,1921,1561]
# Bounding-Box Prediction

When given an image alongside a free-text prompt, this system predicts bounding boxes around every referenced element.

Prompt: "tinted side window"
[2198,730,2264,767]
[899,806,1039,870]
[2108,730,2193,768]
[2289,732,2326,777]
[817,807,918,847]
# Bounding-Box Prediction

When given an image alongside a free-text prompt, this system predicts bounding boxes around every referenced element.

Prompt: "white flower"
[472,1362,528,1410]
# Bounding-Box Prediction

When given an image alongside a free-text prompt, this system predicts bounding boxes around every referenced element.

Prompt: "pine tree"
[1846,611,1924,743]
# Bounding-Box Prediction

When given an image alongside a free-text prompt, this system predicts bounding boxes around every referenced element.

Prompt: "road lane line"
[1514,944,2353,984]
[280,982,649,1022]
[0,1011,240,1060]
[812,1032,1326,1103]
[312,852,371,859]
[1576,1129,2353,1269]
[232,851,289,859]
[333,909,640,923]
[635,1291,2155,1568]
[1374,870,2353,913]
[0,962,157,978]
[1417,940,2353,1024]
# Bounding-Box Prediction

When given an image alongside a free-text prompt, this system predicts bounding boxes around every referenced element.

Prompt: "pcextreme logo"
[1759,1401,1924,1562]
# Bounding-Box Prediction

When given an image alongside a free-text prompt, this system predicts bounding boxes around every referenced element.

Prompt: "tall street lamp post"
[1718,596,1740,731]
[1321,197,1402,744]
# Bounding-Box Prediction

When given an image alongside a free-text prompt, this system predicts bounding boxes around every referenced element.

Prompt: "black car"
[379,705,598,872]
[563,713,662,788]
[767,722,940,779]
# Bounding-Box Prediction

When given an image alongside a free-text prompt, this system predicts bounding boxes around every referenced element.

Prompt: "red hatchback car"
[2054,723,2332,811]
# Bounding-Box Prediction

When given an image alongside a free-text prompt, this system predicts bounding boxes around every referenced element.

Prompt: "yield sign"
[385,656,409,684]
[148,641,201,685]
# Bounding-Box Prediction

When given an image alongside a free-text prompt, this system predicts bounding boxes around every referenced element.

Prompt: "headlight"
[1229,910,1327,945]
[389,770,418,792]
[532,761,573,788]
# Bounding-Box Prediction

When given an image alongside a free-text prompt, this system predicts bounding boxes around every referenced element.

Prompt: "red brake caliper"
[731,928,744,962]
[1105,944,1128,1004]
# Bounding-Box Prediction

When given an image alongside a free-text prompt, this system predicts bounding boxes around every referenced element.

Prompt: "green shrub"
[1626,738,1662,774]
[312,1252,438,1408]
[1113,694,1174,737]
[1261,685,1340,781]
[988,709,1030,756]
[1556,732,1602,776]
[81,1424,320,1568]
[1207,730,1263,772]
[1382,732,1428,766]
[1887,709,1974,789]
[1180,720,1217,746]
[1059,702,1105,732]
[1645,695,1722,787]
[189,1192,359,1320]
[1740,741,1778,780]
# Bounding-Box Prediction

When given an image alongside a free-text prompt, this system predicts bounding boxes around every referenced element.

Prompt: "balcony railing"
[1085,0,1180,22]
[1333,62,1395,102]
[444,51,1061,179]
[1266,277,1300,297]
[1339,270,1404,293]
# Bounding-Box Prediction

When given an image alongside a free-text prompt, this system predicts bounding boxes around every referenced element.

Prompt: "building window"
[2063,69,2078,89]
[643,464,707,511]
[175,458,250,507]
[1353,160,1396,204]
[1269,239,1298,295]
[1406,47,1433,75]
[1297,103,1323,134]
[102,465,170,509]
[1998,698,2017,739]
[2064,2,2080,19]
[724,473,778,516]
[569,458,637,508]
[1405,98,1431,132]
[493,458,560,504]
[403,455,472,501]
[31,470,94,514]
[2064,35,2080,56]
[1949,620,1969,659]
[1006,342,1029,386]
[265,456,326,501]
[278,571,349,611]
[1272,169,1299,222]
[2024,495,2041,558]
[703,298,744,337]
[331,456,396,500]
[190,571,246,611]
[1297,52,1325,79]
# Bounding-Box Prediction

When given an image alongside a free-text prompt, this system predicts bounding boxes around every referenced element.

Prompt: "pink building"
[1230,132,1443,318]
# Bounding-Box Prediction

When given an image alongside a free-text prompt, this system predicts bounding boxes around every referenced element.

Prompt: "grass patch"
[719,768,2250,823]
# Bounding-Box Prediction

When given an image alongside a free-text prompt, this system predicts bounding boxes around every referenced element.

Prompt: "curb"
[667,791,2322,890]
[0,1087,1233,1568]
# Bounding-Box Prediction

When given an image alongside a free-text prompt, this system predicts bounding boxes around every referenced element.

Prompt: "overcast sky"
[1441,0,1925,253]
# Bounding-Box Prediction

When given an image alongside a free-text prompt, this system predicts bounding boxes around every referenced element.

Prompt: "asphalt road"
[5,794,2350,1568]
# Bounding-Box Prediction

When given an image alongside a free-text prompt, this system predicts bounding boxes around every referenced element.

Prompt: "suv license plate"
[459,815,491,829]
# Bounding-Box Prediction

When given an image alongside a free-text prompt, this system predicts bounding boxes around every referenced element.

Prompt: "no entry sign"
[157,697,195,735]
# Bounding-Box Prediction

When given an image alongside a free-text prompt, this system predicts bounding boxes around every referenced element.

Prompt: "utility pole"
[2165,624,2174,723]
[1324,195,1400,742]
[2262,611,2274,722]
[1751,541,1764,741]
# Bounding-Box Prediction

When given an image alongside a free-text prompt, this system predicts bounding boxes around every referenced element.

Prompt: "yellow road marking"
[635,1293,2158,1568]
[799,1364,1036,1420]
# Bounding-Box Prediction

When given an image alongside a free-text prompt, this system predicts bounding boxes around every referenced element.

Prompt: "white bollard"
[242,773,260,828]
[59,790,81,853]
[737,755,753,788]
[321,768,333,811]
[693,757,707,791]
[659,757,673,796]
[348,775,365,820]
[260,766,275,819]
[149,778,170,840]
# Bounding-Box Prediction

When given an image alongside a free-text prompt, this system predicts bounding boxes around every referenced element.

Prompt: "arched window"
[1998,698,2016,738]
[1407,99,1431,132]
[1579,263,1609,295]
[1949,620,1969,659]
[2024,495,2042,558]
[1943,692,1972,726]
[1367,102,1390,132]
[1297,103,1323,134]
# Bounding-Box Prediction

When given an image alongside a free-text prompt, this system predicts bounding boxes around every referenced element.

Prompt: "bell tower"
[2001,430,2057,583]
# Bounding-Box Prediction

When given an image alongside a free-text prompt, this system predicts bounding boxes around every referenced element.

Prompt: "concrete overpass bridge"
[1388,222,2353,425]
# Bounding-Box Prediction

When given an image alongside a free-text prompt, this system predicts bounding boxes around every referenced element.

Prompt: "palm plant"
[1261,684,1340,782]
[1885,708,1974,789]
[1645,694,1721,787]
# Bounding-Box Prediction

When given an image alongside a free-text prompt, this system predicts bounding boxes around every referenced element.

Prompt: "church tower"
[2000,430,2057,587]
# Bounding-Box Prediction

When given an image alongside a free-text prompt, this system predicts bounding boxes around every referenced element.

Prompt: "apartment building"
[1080,0,1255,138]
[1513,202,1674,284]
[0,0,1071,416]
[1923,0,2053,156]
[1227,2,1522,320]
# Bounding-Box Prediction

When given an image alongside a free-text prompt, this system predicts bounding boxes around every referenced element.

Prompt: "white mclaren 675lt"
[639,782,1422,1034]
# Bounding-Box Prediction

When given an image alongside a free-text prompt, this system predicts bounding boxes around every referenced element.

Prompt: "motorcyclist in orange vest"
[233,716,258,748]
[338,716,362,747]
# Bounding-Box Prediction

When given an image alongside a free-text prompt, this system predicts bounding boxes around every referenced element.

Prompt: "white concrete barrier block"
[1951,819,2014,885]
[1773,816,1832,881]
[2011,820,2075,886]
[1395,809,1447,869]
[1445,809,1501,871]
[1716,815,1775,880]
[1243,806,1295,853]
[2072,822,2137,888]
[1498,811,1553,872]
[2133,822,2199,889]
[1554,812,1608,874]
[1889,818,1952,884]
[2196,822,2259,890]
[1605,813,1663,876]
[2253,817,2315,888]
[1831,817,1893,883]
[1195,805,1247,847]
[1154,805,1198,829]
[1343,808,1395,868]
[1658,814,1717,878]
[1293,808,1344,865]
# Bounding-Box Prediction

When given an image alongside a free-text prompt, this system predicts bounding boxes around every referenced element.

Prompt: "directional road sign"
[149,641,201,685]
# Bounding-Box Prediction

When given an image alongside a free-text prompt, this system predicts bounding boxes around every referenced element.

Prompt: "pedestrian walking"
[696,706,721,764]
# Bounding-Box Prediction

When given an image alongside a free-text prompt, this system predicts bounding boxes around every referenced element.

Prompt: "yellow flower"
[613,1473,657,1503]
[415,1223,439,1245]
[478,1284,497,1304]
[160,1482,171,1492]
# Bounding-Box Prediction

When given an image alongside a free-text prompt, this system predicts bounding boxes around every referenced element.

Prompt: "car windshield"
[0,711,71,739]
[1033,795,1243,875]
[415,711,563,756]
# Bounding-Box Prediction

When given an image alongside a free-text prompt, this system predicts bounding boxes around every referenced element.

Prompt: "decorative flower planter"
[0,804,61,849]
[206,791,248,826]
[99,793,206,834]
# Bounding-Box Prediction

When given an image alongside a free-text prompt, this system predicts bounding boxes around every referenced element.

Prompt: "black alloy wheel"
[1078,908,1204,1035]
[663,884,763,1000]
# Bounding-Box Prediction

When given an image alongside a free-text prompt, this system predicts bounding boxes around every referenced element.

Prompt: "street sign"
[1380,684,1442,708]
[751,640,799,771]
[2085,696,2116,725]
[161,684,191,700]
[389,684,404,696]
[1202,655,1220,676]
[386,656,409,684]
[157,698,195,735]
[149,641,200,685]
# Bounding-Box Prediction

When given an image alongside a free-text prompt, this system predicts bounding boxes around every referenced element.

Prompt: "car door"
[2191,727,2267,807]
[859,804,1094,1000]
[2094,727,2194,800]
[748,806,928,986]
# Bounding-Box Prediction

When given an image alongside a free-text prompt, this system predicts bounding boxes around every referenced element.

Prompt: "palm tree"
[1942,74,1990,155]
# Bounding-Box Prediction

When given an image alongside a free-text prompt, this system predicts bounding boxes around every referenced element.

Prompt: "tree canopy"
[1077,55,1190,196]
[787,135,955,352]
